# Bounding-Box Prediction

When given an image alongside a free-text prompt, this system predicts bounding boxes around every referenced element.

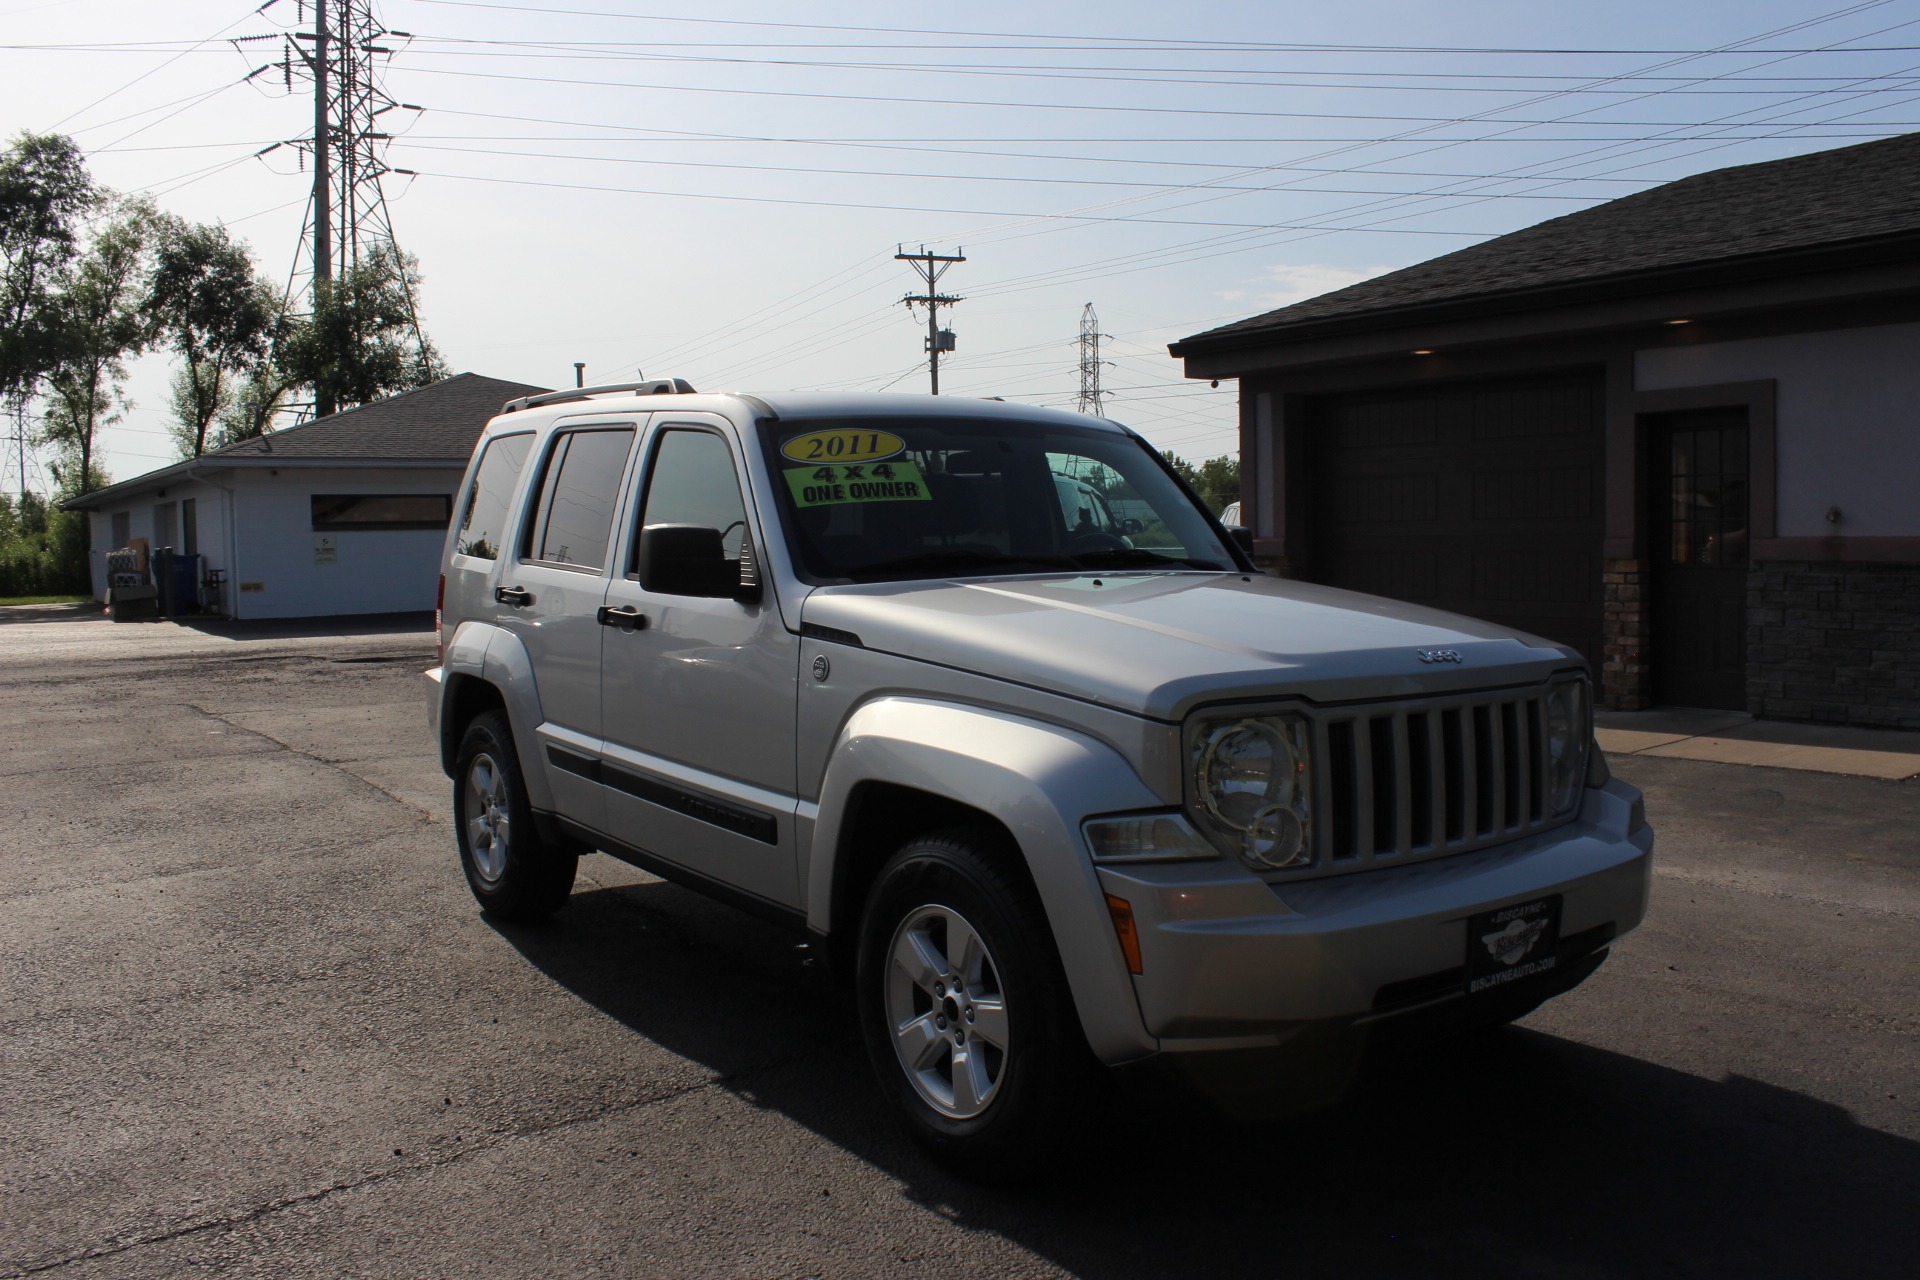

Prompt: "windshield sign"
[760,416,1234,583]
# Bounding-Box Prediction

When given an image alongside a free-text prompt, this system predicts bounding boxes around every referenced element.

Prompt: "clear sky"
[4,0,1918,492]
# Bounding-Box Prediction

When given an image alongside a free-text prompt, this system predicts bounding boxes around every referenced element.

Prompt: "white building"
[65,373,543,620]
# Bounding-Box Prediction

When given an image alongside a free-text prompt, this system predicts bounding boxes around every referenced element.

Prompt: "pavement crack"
[183,703,437,821]
[9,1069,793,1277]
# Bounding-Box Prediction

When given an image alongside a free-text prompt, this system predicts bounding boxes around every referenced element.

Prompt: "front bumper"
[1095,777,1653,1054]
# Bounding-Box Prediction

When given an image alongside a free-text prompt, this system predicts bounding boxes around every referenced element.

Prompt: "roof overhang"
[60,455,470,511]
[1170,231,1920,378]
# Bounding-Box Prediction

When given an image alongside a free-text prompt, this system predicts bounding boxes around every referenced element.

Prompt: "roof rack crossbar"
[501,378,697,413]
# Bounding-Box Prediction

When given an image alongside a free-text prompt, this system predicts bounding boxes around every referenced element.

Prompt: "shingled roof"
[206,372,545,462]
[65,372,549,510]
[1173,131,1920,356]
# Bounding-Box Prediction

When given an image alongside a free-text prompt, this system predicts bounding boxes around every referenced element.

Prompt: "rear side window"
[455,432,534,560]
[524,428,635,570]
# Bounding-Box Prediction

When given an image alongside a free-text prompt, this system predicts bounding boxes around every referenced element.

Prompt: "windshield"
[757,416,1237,582]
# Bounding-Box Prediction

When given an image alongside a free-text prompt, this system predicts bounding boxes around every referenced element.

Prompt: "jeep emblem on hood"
[1417,648,1463,664]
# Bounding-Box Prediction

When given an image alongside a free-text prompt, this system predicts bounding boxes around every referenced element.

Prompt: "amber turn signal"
[1105,893,1144,975]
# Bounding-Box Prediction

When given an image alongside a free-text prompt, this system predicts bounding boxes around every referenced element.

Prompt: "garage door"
[1308,377,1604,669]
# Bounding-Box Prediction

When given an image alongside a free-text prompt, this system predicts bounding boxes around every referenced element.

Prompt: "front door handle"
[495,585,532,607]
[597,604,647,629]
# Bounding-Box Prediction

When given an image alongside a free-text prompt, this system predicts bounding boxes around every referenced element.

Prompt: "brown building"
[1172,133,1920,729]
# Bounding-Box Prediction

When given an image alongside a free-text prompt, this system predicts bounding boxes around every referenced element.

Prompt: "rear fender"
[437,621,555,812]
[809,697,1162,1063]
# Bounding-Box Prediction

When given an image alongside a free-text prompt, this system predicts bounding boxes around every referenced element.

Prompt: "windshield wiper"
[844,550,1083,581]
[1069,547,1230,571]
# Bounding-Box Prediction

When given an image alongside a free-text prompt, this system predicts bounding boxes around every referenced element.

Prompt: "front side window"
[522,428,635,570]
[455,432,534,561]
[758,417,1234,583]
[631,428,750,567]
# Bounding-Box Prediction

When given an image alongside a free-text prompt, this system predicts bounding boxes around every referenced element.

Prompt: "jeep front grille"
[1312,688,1561,871]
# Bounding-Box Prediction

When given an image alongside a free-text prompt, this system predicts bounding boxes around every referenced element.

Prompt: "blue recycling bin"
[171,553,201,615]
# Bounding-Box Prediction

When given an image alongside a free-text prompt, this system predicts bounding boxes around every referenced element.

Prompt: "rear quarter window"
[454,432,534,561]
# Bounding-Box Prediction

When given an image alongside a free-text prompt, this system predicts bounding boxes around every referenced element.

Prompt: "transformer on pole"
[895,246,965,395]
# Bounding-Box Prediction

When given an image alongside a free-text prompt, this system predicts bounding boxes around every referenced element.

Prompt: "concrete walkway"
[1597,707,1920,781]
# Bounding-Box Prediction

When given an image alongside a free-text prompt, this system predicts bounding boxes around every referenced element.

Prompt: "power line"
[394,0,1920,56]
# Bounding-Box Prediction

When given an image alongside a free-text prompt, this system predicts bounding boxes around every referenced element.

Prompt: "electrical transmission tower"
[272,0,429,416]
[895,246,964,395]
[1076,302,1109,416]
[2,407,30,502]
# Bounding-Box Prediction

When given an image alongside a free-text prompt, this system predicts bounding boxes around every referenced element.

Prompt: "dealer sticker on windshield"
[785,461,931,507]
[779,428,905,465]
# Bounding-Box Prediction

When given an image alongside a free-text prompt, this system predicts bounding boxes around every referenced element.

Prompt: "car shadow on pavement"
[498,877,1920,1280]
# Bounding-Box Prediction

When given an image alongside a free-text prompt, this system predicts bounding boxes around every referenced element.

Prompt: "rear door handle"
[597,604,647,629]
[495,585,532,607]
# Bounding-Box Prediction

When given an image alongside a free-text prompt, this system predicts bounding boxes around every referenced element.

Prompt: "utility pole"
[895,246,964,394]
[1076,302,1109,416]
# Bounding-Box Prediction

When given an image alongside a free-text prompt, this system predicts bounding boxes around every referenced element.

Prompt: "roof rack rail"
[501,378,697,413]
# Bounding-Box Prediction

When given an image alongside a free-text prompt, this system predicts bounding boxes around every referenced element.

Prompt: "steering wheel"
[1067,531,1129,555]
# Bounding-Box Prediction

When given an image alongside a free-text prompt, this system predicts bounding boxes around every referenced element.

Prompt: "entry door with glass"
[1649,409,1749,711]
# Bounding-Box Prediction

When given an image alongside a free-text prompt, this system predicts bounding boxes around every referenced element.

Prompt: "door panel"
[597,417,802,909]
[1649,409,1749,711]
[495,424,640,831]
[1309,377,1604,669]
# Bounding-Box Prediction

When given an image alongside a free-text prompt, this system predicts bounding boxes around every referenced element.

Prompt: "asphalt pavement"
[2,608,1916,1278]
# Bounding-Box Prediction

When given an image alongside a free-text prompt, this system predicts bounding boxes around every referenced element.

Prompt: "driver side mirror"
[1121,517,1145,535]
[1225,525,1254,555]
[636,523,759,601]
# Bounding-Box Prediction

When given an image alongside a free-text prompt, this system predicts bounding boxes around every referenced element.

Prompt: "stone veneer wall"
[1600,558,1650,710]
[1250,554,1294,579]
[1747,561,1920,730]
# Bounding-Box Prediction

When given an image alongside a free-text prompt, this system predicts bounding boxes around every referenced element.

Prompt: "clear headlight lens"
[1189,714,1312,870]
[1544,677,1590,817]
[1083,813,1217,864]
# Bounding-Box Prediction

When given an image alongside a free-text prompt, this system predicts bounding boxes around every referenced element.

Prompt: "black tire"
[453,710,576,920]
[855,828,1087,1181]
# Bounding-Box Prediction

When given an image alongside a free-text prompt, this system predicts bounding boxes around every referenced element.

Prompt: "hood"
[800,572,1583,722]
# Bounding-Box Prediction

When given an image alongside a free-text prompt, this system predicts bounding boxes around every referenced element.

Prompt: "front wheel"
[855,829,1086,1180]
[454,710,576,920]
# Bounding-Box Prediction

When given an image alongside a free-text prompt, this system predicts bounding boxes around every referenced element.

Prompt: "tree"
[0,133,96,415]
[216,361,294,447]
[144,216,276,458]
[164,360,235,461]
[1165,452,1242,515]
[278,241,447,418]
[38,196,154,494]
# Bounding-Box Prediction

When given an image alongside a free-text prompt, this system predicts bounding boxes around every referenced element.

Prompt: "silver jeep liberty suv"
[427,380,1654,1177]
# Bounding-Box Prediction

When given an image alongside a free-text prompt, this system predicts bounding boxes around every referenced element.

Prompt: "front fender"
[809,697,1162,1064]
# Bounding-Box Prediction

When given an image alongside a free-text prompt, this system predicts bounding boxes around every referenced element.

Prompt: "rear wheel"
[856,828,1085,1180]
[454,710,576,919]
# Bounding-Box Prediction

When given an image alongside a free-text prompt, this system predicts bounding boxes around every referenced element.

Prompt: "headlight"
[1188,714,1312,870]
[1544,678,1590,817]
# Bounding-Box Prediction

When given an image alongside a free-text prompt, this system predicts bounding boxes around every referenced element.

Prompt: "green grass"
[0,594,92,606]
